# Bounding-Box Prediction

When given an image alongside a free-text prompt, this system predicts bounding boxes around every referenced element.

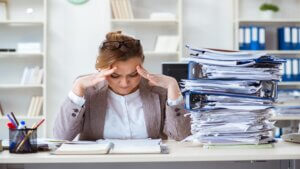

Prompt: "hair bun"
[105,31,135,42]
[106,31,122,41]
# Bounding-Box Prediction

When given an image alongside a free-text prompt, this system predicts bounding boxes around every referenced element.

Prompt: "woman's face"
[106,57,142,95]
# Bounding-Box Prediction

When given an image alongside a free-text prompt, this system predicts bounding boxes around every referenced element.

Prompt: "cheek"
[130,76,141,85]
[106,77,118,86]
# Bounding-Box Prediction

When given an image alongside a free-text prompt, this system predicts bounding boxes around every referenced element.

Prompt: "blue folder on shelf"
[278,27,292,50]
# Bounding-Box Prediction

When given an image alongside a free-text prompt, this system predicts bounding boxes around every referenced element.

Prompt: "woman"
[53,31,190,141]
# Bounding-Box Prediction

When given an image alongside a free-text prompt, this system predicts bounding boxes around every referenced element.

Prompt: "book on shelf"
[0,101,4,116]
[0,1,8,21]
[154,35,179,53]
[20,66,43,85]
[27,96,43,117]
[110,0,133,19]
[53,139,165,155]
[150,12,176,20]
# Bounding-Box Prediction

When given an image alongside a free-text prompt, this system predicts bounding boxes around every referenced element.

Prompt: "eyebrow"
[112,71,137,76]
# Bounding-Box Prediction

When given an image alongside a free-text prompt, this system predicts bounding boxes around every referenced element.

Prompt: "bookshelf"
[0,0,47,139]
[233,0,300,90]
[109,0,183,74]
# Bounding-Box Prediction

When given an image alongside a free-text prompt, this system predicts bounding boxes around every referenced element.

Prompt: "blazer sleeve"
[163,102,191,141]
[53,97,87,141]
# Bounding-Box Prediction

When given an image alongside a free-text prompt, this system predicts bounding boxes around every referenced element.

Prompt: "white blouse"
[103,89,148,139]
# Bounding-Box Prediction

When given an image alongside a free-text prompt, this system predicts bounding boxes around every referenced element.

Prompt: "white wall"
[47,0,110,137]
[183,0,234,57]
[46,0,233,137]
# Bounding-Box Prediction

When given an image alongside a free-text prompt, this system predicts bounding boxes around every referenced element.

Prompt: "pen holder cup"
[9,128,38,153]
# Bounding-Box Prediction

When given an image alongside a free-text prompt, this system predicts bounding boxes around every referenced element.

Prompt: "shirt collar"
[108,88,140,102]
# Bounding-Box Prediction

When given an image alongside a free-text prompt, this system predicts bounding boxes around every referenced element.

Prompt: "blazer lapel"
[139,78,161,138]
[89,82,108,139]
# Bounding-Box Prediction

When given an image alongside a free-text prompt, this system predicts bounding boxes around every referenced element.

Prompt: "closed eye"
[129,72,138,77]
[110,74,120,78]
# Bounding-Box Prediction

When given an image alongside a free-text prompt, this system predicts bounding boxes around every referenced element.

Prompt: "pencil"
[15,119,45,152]
[10,112,19,126]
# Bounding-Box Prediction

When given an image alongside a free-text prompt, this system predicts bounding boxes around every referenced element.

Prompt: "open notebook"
[52,139,166,155]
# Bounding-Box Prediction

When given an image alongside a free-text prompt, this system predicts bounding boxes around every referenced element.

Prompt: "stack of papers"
[274,90,300,116]
[183,46,285,146]
[52,139,165,155]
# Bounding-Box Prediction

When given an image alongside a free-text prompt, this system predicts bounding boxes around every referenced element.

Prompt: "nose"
[119,77,129,87]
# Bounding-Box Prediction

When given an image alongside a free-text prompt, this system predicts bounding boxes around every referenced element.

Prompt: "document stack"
[274,90,300,116]
[182,46,285,147]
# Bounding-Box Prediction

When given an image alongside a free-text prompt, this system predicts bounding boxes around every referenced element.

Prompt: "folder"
[297,27,300,50]
[292,27,298,50]
[239,27,245,50]
[244,27,251,50]
[259,27,266,50]
[278,27,292,50]
[250,26,260,50]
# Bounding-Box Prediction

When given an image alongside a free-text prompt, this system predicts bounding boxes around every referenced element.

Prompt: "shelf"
[0,21,44,26]
[270,115,300,121]
[238,18,300,24]
[0,84,43,89]
[241,50,300,55]
[278,82,300,89]
[0,52,43,58]
[0,116,45,120]
[111,19,178,25]
[144,51,179,57]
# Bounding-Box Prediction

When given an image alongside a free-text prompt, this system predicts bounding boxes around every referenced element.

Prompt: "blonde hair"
[95,31,144,69]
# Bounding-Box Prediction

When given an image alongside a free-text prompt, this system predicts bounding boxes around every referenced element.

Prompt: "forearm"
[53,97,86,141]
[167,79,182,100]
[164,103,191,141]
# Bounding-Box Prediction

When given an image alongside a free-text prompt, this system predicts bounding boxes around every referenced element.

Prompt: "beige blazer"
[53,78,191,141]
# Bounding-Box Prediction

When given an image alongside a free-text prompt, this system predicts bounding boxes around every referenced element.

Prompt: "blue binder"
[239,27,245,50]
[278,27,292,50]
[291,27,299,50]
[258,27,266,50]
[250,26,260,50]
[297,27,300,50]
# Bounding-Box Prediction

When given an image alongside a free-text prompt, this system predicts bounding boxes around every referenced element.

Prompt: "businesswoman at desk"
[53,31,191,141]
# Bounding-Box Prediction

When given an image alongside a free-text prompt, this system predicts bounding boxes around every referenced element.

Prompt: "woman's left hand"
[137,65,181,100]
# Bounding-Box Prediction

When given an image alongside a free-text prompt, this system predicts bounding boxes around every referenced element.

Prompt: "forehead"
[112,57,142,74]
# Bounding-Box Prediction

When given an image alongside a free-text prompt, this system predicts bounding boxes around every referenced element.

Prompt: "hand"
[72,67,117,97]
[136,65,181,100]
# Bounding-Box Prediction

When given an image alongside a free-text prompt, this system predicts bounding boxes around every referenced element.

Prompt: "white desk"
[0,140,300,164]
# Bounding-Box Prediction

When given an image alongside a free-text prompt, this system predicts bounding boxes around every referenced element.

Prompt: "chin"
[116,89,132,95]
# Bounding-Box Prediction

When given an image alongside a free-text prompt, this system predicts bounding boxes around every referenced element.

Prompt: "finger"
[136,65,150,79]
[99,67,117,77]
[91,76,106,85]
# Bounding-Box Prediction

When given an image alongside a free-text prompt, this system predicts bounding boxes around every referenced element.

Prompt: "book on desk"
[52,139,167,155]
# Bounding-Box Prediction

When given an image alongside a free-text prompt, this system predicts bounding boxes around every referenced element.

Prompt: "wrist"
[72,82,85,97]
[167,79,181,100]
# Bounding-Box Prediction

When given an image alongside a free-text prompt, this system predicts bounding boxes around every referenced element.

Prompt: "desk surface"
[0,140,300,164]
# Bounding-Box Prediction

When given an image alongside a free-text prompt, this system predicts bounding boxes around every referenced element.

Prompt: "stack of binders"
[182,46,285,147]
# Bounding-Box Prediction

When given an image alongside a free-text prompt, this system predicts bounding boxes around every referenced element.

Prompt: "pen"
[6,114,17,128]
[16,119,45,152]
[10,112,19,126]
[7,122,16,129]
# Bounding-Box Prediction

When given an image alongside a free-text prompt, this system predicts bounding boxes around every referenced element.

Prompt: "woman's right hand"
[72,67,117,97]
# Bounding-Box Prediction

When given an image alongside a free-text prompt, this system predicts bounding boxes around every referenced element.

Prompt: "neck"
[108,85,139,96]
